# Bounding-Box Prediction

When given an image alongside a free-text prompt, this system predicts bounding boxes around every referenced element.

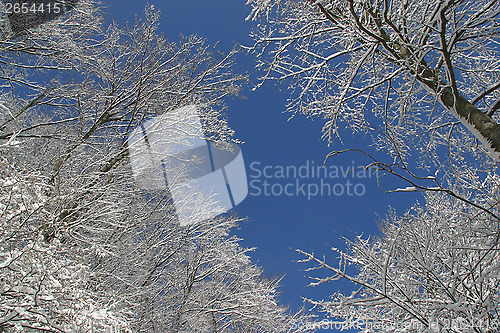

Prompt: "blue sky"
[104,0,422,328]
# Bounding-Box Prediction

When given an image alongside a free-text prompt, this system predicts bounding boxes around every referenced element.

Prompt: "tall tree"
[297,184,500,332]
[0,2,305,332]
[246,0,500,171]
[247,0,500,331]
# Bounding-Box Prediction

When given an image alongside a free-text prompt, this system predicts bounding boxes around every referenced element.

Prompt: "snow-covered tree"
[298,183,500,332]
[0,154,130,332]
[246,0,500,170]
[246,0,500,331]
[0,2,306,332]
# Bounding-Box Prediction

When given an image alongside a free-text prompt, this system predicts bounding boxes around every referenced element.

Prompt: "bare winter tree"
[0,2,307,332]
[246,0,500,331]
[297,182,500,332]
[246,0,500,173]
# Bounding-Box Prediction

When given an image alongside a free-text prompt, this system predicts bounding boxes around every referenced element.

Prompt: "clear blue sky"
[103,0,421,329]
